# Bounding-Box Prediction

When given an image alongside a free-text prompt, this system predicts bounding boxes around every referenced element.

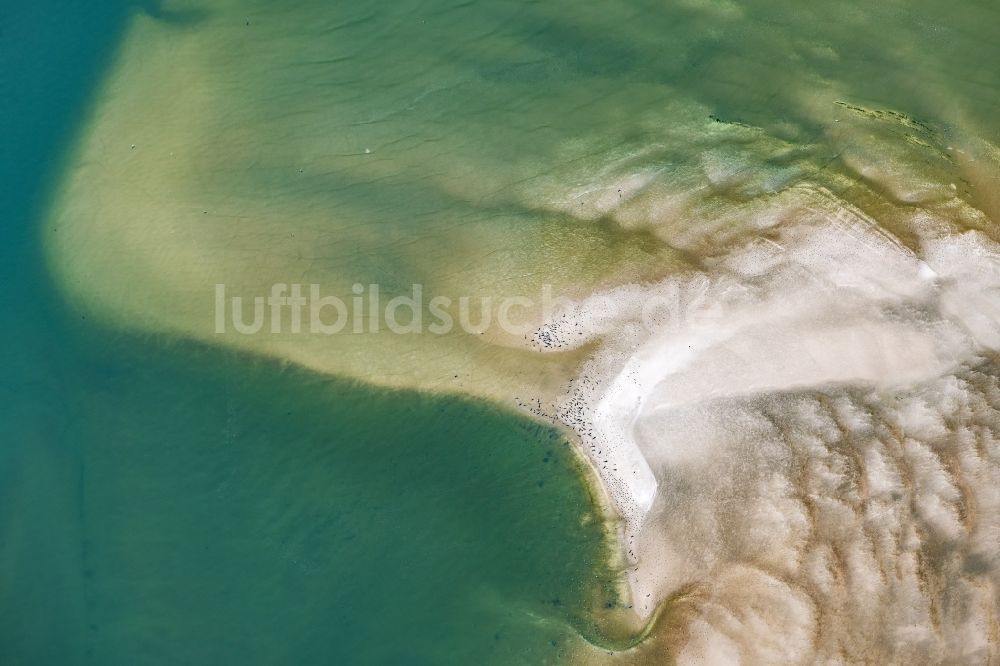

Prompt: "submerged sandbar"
[46,0,1000,662]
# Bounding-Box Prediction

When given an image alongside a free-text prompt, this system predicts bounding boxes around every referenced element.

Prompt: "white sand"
[539,181,1000,661]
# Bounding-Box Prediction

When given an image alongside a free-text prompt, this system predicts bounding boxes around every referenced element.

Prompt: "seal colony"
[45,0,1000,662]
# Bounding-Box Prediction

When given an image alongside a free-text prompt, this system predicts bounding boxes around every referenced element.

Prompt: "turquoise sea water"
[0,3,614,664]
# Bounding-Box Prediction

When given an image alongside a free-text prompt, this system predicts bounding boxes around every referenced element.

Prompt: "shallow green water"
[1,3,614,664]
[3,328,613,665]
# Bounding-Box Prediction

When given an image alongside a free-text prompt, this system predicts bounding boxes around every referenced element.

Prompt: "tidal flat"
[18,0,1000,663]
